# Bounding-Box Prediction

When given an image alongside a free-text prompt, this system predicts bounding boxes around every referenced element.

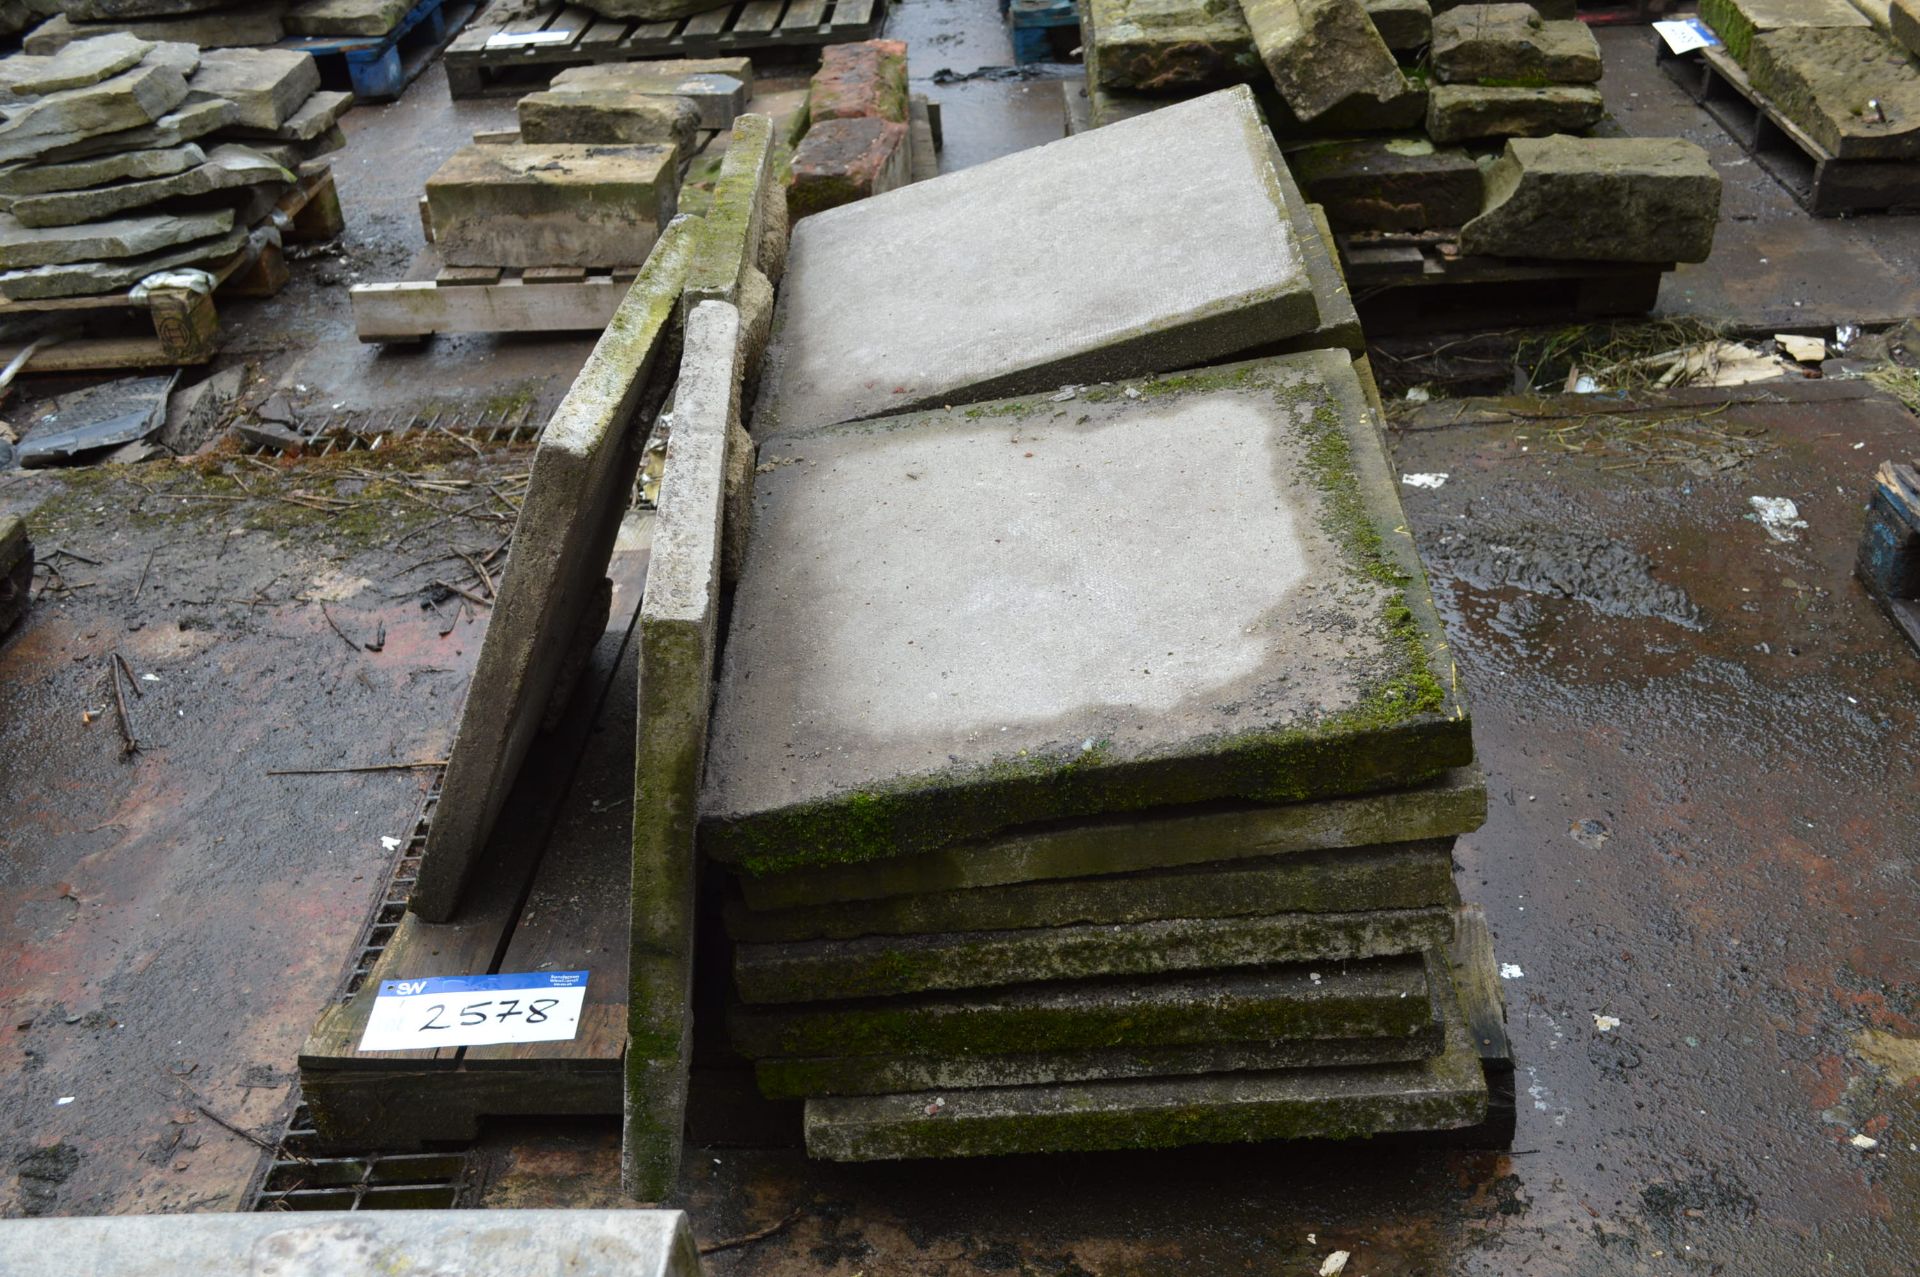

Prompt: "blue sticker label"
[378,970,588,998]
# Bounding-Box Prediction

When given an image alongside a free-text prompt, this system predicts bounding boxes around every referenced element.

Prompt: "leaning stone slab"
[0,61,189,164]
[1242,0,1410,124]
[1087,0,1261,92]
[285,0,408,35]
[1894,0,1920,55]
[736,767,1485,911]
[188,48,321,130]
[0,221,246,298]
[727,839,1459,943]
[1460,135,1720,262]
[682,112,777,384]
[9,143,290,228]
[709,350,1470,872]
[734,906,1457,1002]
[1699,0,1868,64]
[554,55,755,100]
[0,204,232,267]
[0,1210,703,1277]
[0,141,203,197]
[1365,0,1430,49]
[625,299,743,1203]
[34,97,236,164]
[801,966,1485,1159]
[0,31,152,96]
[1747,26,1920,160]
[753,87,1321,434]
[1430,3,1602,84]
[425,142,679,269]
[788,116,910,219]
[1425,82,1603,142]
[27,7,288,51]
[1291,136,1483,231]
[517,87,701,154]
[808,39,909,124]
[409,217,696,923]
[222,89,353,143]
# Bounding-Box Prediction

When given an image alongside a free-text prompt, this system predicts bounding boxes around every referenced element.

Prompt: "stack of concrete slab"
[0,39,340,300]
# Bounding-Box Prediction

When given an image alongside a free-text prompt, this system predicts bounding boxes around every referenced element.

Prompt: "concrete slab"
[625,301,743,1203]
[409,217,697,923]
[729,954,1435,1059]
[726,839,1460,942]
[424,142,678,269]
[733,906,1456,1002]
[751,87,1321,435]
[0,1210,702,1276]
[707,349,1472,873]
[188,48,321,130]
[1747,26,1920,160]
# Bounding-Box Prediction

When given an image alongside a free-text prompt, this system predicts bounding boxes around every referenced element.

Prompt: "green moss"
[1473,75,1554,89]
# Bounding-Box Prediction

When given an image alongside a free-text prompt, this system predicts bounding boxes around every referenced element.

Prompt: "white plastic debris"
[1749,496,1808,542]
[56,1096,74,1106]
[380,836,402,851]
[1401,473,1449,490]
[1776,334,1827,363]
[1404,386,1431,403]
[1851,1134,1879,1150]
[1500,963,1525,980]
[1592,1014,1621,1032]
[131,268,216,300]
[1320,1251,1351,1276]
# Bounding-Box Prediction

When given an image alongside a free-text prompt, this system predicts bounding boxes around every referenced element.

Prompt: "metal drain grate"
[346,778,440,995]
[254,1102,469,1211]
[243,402,544,457]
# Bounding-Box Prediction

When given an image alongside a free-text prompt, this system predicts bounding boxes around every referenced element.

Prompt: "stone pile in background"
[24,0,425,51]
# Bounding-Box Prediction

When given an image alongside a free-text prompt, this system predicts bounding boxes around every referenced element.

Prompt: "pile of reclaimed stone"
[788,40,933,218]
[25,0,421,52]
[687,87,1503,1162]
[0,37,348,300]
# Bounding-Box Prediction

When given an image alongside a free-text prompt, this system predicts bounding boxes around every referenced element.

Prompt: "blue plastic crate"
[280,0,467,101]
[1004,0,1077,64]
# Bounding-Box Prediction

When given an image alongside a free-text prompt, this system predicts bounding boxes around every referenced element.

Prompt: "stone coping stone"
[726,838,1459,943]
[0,204,232,268]
[1425,82,1603,143]
[682,111,773,315]
[286,0,409,36]
[543,70,745,131]
[222,88,354,143]
[729,953,1434,1059]
[0,141,203,197]
[625,300,744,1203]
[808,39,909,124]
[735,905,1456,1002]
[1430,3,1602,85]
[189,48,321,130]
[1699,0,1869,64]
[1243,0,1411,124]
[1894,0,1920,55]
[799,956,1485,1158]
[28,8,288,51]
[1291,136,1482,232]
[35,97,235,164]
[554,55,755,100]
[1365,0,1431,50]
[1460,135,1720,263]
[517,87,701,153]
[0,221,245,298]
[409,217,697,923]
[757,1022,1444,1097]
[1,31,152,97]
[425,141,679,270]
[751,86,1320,435]
[1748,26,1920,160]
[0,61,189,165]
[707,349,1471,874]
[0,1210,702,1277]
[9,143,290,228]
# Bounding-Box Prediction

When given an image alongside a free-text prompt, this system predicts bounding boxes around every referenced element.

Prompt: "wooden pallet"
[1337,230,1668,336]
[0,167,345,374]
[1659,43,1920,217]
[352,263,650,340]
[1857,459,1920,655]
[281,0,482,100]
[444,0,887,98]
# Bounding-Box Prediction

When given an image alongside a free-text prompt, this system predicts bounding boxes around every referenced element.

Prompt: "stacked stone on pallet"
[1425,3,1603,142]
[27,3,291,53]
[788,41,914,220]
[0,38,337,300]
[519,58,750,152]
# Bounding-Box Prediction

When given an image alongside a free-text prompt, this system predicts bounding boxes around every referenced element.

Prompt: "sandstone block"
[808,39,908,124]
[1460,134,1720,262]
[0,61,189,163]
[1292,136,1482,230]
[1365,0,1430,49]
[1241,0,1410,123]
[221,88,353,143]
[788,116,909,219]
[518,87,700,153]
[1699,0,1869,63]
[28,7,287,49]
[0,221,246,298]
[553,55,754,99]
[1087,0,1261,92]
[0,204,232,267]
[189,48,320,130]
[1430,3,1602,84]
[1425,82,1602,142]
[1748,26,1920,160]
[425,142,679,269]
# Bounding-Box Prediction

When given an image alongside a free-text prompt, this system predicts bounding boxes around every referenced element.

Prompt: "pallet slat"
[733,0,785,33]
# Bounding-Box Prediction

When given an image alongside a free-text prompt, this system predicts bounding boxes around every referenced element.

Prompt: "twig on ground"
[698,1210,804,1256]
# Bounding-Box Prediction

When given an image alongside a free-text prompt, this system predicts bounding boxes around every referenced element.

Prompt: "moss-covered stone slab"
[1748,26,1920,160]
[730,955,1433,1059]
[1291,136,1482,232]
[735,906,1455,1002]
[752,86,1321,435]
[1086,0,1262,93]
[728,839,1458,942]
[757,1024,1443,1097]
[1430,3,1601,84]
[1460,136,1720,263]
[1424,82,1602,142]
[1242,0,1411,124]
[1699,0,1868,64]
[800,970,1485,1158]
[707,349,1470,874]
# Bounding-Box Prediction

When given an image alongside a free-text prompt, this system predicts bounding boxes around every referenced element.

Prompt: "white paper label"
[1653,18,1720,55]
[484,28,575,48]
[358,971,587,1051]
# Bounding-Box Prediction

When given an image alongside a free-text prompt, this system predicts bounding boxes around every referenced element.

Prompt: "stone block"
[0,61,189,164]
[221,88,353,143]
[683,112,773,313]
[285,0,408,35]
[9,143,290,228]
[64,0,234,18]
[1894,0,1920,54]
[189,48,321,130]
[734,906,1457,1002]
[543,71,744,130]
[1365,0,1430,49]
[554,55,754,100]
[517,87,700,155]
[1242,0,1411,124]
[1460,135,1720,262]
[0,222,246,298]
[753,87,1322,433]
[730,954,1435,1059]
[0,31,152,96]
[726,839,1460,943]
[34,96,234,163]
[0,1210,703,1277]
[1425,82,1603,142]
[409,218,696,923]
[1747,26,1920,160]
[0,141,203,196]
[1430,3,1602,84]
[808,39,909,124]
[425,142,678,269]
[1291,136,1483,230]
[710,349,1471,873]
[0,204,231,267]
[626,299,743,1202]
[143,40,200,80]
[1698,0,1869,63]
[28,7,287,49]
[800,964,1486,1159]
[1086,0,1261,93]
[788,116,910,219]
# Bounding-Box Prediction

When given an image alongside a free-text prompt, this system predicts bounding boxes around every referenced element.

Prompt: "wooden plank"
[301,1064,620,1150]
[548,1,596,43]
[680,4,733,36]
[580,15,631,44]
[624,17,681,45]
[437,266,505,286]
[824,0,874,30]
[523,265,588,283]
[353,277,629,338]
[778,0,826,29]
[732,0,784,33]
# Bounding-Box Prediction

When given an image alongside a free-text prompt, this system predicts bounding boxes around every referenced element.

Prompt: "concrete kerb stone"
[623,299,741,1203]
[409,217,698,925]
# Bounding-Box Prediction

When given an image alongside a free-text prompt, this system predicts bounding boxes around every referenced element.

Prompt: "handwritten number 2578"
[419,997,561,1030]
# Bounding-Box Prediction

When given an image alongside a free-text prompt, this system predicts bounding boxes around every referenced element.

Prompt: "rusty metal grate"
[346,778,440,996]
[253,1102,469,1211]
[243,402,544,457]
